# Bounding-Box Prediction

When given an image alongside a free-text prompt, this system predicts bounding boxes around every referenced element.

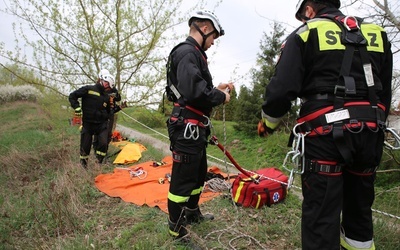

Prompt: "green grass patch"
[0,98,399,249]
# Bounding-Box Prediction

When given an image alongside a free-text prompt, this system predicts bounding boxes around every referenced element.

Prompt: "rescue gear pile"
[95,156,228,213]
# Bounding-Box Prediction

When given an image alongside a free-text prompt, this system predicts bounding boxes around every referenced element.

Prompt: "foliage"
[0,83,42,102]
[233,22,286,135]
[130,107,167,129]
[0,0,209,105]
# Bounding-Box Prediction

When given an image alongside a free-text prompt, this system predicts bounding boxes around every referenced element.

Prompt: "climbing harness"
[168,104,211,143]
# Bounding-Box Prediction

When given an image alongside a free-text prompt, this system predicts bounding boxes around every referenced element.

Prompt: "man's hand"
[217,82,234,93]
[74,107,82,117]
[217,82,234,104]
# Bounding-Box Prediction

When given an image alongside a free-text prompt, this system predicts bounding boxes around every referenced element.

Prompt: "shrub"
[0,84,42,102]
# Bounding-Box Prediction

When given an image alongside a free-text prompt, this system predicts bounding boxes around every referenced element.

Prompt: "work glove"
[257,118,275,137]
[74,107,82,117]
[258,120,268,137]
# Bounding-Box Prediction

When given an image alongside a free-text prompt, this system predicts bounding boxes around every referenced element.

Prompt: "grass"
[0,98,399,249]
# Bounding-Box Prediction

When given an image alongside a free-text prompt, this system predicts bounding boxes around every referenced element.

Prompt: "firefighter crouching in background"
[258,0,392,249]
[69,70,115,168]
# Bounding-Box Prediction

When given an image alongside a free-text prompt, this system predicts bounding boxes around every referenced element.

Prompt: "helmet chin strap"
[192,22,217,50]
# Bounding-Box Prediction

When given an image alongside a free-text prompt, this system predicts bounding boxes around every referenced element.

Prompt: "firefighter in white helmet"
[165,10,233,247]
[258,0,392,249]
[69,69,117,168]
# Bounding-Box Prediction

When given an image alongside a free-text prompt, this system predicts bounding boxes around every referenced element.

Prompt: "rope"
[203,196,268,250]
[116,167,147,179]
[204,178,231,193]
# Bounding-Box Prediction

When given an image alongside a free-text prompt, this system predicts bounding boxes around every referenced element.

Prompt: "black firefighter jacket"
[168,36,226,117]
[69,84,111,124]
[262,7,392,120]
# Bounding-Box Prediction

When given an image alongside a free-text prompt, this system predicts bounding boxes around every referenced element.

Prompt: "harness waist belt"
[171,104,208,124]
[302,93,371,102]
[172,152,190,163]
[297,102,386,133]
[304,159,343,173]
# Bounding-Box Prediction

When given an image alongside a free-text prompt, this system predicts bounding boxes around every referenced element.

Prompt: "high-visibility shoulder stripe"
[88,90,100,96]
[361,23,385,53]
[296,25,310,42]
[297,18,385,53]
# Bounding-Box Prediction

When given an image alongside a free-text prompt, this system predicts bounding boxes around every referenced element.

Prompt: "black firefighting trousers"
[166,120,208,223]
[80,121,109,163]
[301,129,383,250]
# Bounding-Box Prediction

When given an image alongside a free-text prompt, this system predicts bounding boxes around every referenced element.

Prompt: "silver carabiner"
[184,123,199,140]
[385,127,400,150]
[202,115,211,127]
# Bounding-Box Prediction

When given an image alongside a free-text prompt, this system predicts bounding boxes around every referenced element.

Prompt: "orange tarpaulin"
[95,156,226,213]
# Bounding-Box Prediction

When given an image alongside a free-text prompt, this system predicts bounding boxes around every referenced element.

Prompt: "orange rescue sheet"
[95,156,226,213]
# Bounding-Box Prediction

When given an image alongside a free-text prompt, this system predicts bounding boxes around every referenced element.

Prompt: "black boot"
[168,218,188,239]
[96,155,104,164]
[169,218,203,250]
[185,207,214,225]
[80,159,88,169]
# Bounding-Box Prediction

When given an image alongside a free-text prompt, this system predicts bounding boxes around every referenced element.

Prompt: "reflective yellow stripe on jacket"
[297,18,385,53]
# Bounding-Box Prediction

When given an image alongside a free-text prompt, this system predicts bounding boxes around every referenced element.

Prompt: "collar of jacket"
[186,36,208,60]
[95,83,106,94]
[314,7,344,19]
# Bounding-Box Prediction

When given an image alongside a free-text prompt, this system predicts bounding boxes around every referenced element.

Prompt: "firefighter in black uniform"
[93,69,122,151]
[165,10,234,244]
[258,0,392,249]
[69,70,115,168]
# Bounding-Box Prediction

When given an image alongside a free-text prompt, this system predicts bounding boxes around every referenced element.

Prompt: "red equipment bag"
[231,167,288,209]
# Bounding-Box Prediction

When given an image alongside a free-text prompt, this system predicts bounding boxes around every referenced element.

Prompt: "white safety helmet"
[98,69,115,89]
[295,0,341,20]
[188,10,225,37]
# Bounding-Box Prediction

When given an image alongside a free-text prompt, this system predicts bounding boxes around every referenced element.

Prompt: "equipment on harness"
[165,41,195,105]
[167,104,211,149]
[295,101,386,136]
[291,14,386,166]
